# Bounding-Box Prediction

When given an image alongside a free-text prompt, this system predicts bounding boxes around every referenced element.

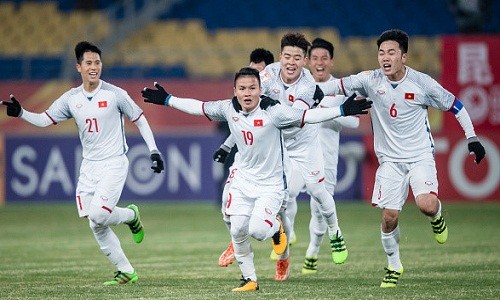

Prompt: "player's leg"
[302,198,327,274]
[410,159,447,244]
[372,162,407,287]
[249,190,290,281]
[305,180,347,264]
[219,177,235,267]
[230,214,258,291]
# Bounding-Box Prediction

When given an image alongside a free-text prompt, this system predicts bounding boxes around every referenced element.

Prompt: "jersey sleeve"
[45,91,73,123]
[339,70,373,97]
[267,104,305,128]
[202,99,231,122]
[116,87,143,121]
[420,74,456,111]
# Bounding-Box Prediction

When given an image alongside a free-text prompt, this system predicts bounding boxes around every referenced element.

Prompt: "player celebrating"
[141,67,371,291]
[1,41,164,285]
[300,37,361,274]
[320,29,486,287]
[215,48,275,268]
[260,33,351,280]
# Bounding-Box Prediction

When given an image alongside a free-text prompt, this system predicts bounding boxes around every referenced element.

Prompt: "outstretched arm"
[304,93,372,124]
[1,95,53,127]
[142,82,205,115]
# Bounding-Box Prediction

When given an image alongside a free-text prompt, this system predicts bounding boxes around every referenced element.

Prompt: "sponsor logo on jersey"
[254,119,263,126]
[405,93,415,100]
[98,101,107,108]
[232,116,239,122]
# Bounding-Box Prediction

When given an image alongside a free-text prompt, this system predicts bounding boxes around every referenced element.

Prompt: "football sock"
[381,226,402,271]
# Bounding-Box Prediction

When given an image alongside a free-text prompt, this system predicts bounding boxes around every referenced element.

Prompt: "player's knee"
[87,205,112,226]
[230,223,248,243]
[415,193,439,215]
[248,218,271,241]
[306,182,327,199]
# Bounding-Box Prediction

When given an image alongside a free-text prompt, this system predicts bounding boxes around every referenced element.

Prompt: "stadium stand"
[0,0,498,80]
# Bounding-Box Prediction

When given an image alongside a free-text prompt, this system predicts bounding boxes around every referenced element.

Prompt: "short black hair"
[377,29,409,54]
[234,67,261,87]
[280,32,310,56]
[309,37,334,58]
[75,41,102,64]
[249,48,274,66]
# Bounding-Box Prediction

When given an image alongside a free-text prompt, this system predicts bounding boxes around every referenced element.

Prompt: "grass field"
[0,201,499,299]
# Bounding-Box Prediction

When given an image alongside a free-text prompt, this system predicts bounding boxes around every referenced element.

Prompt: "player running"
[1,41,164,285]
[320,29,486,287]
[141,67,371,291]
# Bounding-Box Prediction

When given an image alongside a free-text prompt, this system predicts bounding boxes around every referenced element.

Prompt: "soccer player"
[1,41,164,286]
[320,29,486,287]
[141,67,371,291]
[258,33,351,280]
[299,37,361,274]
[215,48,275,268]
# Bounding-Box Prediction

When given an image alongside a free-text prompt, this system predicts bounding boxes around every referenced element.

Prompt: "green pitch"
[0,201,499,299]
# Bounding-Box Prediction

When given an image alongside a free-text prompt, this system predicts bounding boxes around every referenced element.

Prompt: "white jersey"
[45,80,143,161]
[260,62,319,151]
[203,98,305,190]
[335,67,455,163]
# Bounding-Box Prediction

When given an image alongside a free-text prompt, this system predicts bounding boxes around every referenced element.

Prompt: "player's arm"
[134,114,164,173]
[449,98,486,164]
[213,134,235,163]
[1,95,53,127]
[303,93,372,124]
[142,82,204,115]
[319,95,360,129]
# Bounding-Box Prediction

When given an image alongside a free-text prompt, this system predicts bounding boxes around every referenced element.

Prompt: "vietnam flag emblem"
[98,101,107,108]
[404,93,414,100]
[254,119,263,127]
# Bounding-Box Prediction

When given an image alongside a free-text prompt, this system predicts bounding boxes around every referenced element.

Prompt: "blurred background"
[0,0,499,205]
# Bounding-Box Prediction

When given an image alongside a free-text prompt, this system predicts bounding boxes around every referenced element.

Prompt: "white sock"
[91,223,134,273]
[381,226,402,271]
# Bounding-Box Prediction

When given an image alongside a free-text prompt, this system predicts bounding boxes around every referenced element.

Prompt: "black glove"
[150,152,164,173]
[467,138,485,164]
[312,85,324,108]
[142,82,171,106]
[1,95,23,117]
[340,93,372,116]
[213,147,230,163]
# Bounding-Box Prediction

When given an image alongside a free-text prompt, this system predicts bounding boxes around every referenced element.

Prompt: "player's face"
[308,48,333,83]
[249,61,267,72]
[76,51,102,88]
[378,40,407,81]
[279,46,307,84]
[234,75,262,113]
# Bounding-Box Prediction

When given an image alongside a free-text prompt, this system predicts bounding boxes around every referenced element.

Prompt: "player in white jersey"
[320,29,486,288]
[214,48,275,268]
[1,41,164,286]
[299,38,361,274]
[259,33,351,277]
[141,67,371,291]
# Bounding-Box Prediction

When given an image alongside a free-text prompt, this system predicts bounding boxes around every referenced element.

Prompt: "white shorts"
[75,155,129,217]
[225,174,284,219]
[371,158,438,210]
[287,136,325,185]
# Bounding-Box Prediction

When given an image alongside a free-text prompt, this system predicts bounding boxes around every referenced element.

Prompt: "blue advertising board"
[4,134,364,202]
